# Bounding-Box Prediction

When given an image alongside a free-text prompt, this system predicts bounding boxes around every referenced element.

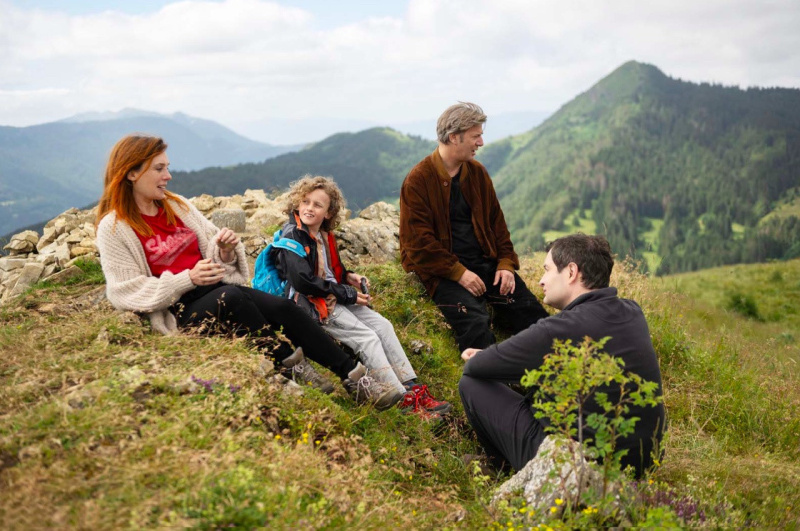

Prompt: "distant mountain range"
[4,62,799,275]
[235,110,551,145]
[0,109,299,237]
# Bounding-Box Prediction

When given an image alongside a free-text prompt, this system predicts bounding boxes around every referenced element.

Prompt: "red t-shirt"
[136,209,203,277]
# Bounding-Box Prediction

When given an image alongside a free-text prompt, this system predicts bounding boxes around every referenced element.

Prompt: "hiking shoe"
[402,384,452,415]
[398,392,444,420]
[342,362,404,411]
[280,348,334,394]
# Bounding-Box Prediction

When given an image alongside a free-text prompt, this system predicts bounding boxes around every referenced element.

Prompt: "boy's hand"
[355,292,372,306]
[346,272,369,290]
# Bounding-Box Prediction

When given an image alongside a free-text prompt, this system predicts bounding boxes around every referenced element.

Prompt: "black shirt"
[463,288,666,478]
[450,170,492,274]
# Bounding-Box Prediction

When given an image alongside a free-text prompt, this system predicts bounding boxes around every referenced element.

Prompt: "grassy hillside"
[1,257,799,527]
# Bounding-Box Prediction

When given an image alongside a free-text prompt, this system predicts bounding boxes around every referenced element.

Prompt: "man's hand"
[458,269,486,297]
[461,348,481,361]
[493,269,516,296]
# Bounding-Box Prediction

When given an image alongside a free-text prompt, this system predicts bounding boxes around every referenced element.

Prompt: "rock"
[65,388,94,410]
[257,358,276,378]
[242,189,269,210]
[34,252,58,266]
[42,263,58,278]
[246,206,286,235]
[0,257,27,272]
[211,208,247,232]
[491,436,618,513]
[7,262,45,298]
[190,194,217,213]
[119,367,148,387]
[36,226,58,252]
[45,266,84,284]
[409,340,431,355]
[54,243,72,265]
[3,230,39,255]
[267,373,304,397]
[69,245,96,258]
[358,201,398,222]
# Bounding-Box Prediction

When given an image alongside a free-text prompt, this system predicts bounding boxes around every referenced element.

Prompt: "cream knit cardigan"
[96,196,250,335]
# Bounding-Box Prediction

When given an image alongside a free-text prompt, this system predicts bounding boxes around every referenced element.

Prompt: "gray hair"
[436,102,487,144]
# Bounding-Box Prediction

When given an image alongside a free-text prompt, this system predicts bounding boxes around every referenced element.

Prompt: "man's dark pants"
[432,269,548,351]
[459,375,547,470]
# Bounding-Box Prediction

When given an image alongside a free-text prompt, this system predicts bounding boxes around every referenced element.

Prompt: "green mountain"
[170,127,436,210]
[481,61,800,274]
[0,110,297,238]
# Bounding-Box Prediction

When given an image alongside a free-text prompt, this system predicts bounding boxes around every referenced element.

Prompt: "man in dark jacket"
[459,234,665,478]
[399,102,547,351]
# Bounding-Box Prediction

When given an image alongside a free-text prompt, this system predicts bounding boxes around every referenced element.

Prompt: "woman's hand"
[189,258,225,286]
[216,228,240,263]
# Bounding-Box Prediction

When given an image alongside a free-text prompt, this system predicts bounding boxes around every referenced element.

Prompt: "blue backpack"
[252,229,307,296]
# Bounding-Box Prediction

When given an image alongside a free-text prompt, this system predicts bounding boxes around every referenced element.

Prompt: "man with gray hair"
[399,102,547,352]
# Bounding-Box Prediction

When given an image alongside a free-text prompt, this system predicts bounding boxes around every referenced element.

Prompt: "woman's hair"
[285,175,346,232]
[95,134,186,236]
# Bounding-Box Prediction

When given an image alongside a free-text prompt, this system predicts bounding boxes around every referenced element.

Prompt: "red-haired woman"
[95,134,394,408]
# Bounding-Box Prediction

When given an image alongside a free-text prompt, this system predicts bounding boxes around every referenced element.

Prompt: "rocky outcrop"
[0,190,401,304]
[491,436,620,514]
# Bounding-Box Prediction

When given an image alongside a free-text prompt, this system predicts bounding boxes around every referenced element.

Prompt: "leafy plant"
[520,337,662,511]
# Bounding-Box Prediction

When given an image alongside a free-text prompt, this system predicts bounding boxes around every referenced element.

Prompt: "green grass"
[1,257,799,528]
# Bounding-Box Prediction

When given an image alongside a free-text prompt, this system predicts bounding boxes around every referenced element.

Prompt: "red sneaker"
[410,384,452,415]
[399,390,442,420]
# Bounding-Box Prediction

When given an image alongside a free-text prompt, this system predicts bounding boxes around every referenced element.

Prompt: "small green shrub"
[725,291,763,321]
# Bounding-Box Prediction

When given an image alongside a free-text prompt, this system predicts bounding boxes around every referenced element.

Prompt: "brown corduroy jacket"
[399,148,520,296]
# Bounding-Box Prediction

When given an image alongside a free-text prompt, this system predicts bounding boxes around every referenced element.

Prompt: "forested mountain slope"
[481,61,800,274]
[170,128,435,210]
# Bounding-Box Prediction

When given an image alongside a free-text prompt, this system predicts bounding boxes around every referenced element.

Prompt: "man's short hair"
[436,102,487,144]
[546,234,614,289]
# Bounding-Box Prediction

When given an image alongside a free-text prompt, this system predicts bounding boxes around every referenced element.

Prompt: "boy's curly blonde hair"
[285,175,347,232]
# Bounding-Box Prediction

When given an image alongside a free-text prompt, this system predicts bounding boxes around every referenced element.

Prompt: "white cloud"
[0,0,798,142]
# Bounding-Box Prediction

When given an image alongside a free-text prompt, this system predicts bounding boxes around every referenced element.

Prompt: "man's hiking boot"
[280,348,334,394]
[342,362,403,410]
[399,384,452,418]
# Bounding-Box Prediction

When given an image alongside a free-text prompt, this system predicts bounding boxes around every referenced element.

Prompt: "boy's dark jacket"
[273,212,358,322]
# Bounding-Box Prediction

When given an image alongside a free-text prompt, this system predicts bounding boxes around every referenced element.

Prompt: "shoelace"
[356,374,375,398]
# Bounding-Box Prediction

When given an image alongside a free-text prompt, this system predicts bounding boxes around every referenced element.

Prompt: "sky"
[1,0,799,145]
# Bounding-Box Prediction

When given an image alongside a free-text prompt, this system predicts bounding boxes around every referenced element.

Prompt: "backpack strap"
[270,229,307,257]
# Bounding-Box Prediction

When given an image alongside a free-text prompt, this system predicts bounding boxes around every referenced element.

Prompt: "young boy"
[274,175,451,417]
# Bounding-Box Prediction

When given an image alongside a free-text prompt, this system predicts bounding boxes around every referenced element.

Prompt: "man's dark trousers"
[432,267,548,351]
[458,374,547,470]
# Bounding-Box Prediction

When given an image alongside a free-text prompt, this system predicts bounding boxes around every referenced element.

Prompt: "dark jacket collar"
[562,287,619,312]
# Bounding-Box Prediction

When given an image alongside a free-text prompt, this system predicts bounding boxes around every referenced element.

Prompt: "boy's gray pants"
[323,304,416,394]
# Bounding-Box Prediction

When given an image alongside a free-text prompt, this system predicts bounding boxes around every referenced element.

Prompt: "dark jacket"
[399,148,520,296]
[464,287,666,477]
[273,212,358,322]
